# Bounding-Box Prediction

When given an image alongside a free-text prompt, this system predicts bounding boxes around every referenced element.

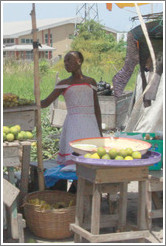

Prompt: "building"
[3,17,119,60]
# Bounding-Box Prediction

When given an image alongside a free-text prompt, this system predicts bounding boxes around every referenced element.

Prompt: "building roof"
[3,17,118,38]
[3,44,55,51]
[3,17,81,38]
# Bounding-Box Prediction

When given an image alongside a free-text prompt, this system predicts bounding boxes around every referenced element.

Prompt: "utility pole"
[75,3,99,35]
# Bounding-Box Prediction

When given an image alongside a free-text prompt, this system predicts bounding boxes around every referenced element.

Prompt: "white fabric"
[56,83,101,165]
[61,164,76,172]
[125,72,163,132]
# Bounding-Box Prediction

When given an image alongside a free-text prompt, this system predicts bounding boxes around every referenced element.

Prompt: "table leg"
[138,180,147,230]
[91,183,101,235]
[74,177,85,243]
[7,167,18,239]
[19,145,31,206]
[118,182,128,231]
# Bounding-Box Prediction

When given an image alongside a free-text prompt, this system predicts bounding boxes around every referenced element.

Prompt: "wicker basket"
[23,190,76,240]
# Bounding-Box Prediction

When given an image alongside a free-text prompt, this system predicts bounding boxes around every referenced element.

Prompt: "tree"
[72,20,126,53]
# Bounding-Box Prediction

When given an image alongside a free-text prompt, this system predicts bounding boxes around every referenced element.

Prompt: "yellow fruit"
[16,132,24,141]
[115,155,124,160]
[90,153,100,159]
[132,151,142,159]
[10,126,19,136]
[14,125,21,132]
[118,149,127,158]
[31,142,37,147]
[3,133,6,141]
[101,154,110,160]
[40,204,51,211]
[109,148,118,159]
[6,133,15,142]
[25,131,33,139]
[3,126,10,134]
[124,156,133,160]
[84,153,92,158]
[125,148,133,156]
[97,146,106,158]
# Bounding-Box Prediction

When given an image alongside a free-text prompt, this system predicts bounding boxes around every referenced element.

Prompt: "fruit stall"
[69,137,161,243]
[3,93,37,203]
[3,94,37,242]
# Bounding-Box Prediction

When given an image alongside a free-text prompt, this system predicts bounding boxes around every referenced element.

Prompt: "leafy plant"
[31,109,61,161]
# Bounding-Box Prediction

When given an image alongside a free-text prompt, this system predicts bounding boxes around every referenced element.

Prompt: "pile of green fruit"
[28,198,74,211]
[3,93,34,108]
[3,125,33,142]
[84,146,142,160]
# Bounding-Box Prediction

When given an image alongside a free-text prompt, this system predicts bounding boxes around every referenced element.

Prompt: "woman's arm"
[94,90,102,136]
[91,79,102,136]
[41,88,63,108]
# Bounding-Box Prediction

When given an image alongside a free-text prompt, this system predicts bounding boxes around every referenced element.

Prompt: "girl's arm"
[41,88,63,108]
[91,79,102,136]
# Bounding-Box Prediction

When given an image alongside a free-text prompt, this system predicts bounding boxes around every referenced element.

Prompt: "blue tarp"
[44,165,77,188]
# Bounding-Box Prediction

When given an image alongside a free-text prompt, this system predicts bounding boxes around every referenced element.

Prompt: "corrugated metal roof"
[3,17,81,38]
[3,44,55,51]
[3,17,118,38]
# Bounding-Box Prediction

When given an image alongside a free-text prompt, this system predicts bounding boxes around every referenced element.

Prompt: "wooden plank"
[98,98,116,114]
[90,230,150,243]
[71,224,150,243]
[118,182,128,231]
[3,179,20,207]
[149,209,163,219]
[91,184,101,234]
[77,165,149,184]
[70,224,92,242]
[101,114,116,129]
[7,167,19,239]
[51,108,67,127]
[137,181,147,230]
[152,192,163,209]
[83,214,119,229]
[148,170,163,180]
[84,181,120,195]
[3,110,36,131]
[148,180,163,192]
[3,145,21,167]
[19,145,31,206]
[95,166,149,183]
[3,146,20,158]
[17,213,25,243]
[74,177,85,243]
[3,105,37,112]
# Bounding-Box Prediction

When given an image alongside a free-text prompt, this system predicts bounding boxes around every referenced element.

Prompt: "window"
[26,51,33,60]
[21,39,33,44]
[45,33,52,46]
[3,39,14,45]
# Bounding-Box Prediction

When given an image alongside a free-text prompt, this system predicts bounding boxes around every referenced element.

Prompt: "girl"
[41,51,102,165]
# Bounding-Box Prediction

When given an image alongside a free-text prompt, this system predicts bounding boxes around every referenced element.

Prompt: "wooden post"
[30,3,45,191]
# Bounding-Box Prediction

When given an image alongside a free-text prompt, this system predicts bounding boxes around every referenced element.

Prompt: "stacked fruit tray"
[3,124,33,142]
[3,93,34,108]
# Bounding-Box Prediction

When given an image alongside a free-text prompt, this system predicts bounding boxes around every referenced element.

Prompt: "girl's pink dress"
[55,83,101,165]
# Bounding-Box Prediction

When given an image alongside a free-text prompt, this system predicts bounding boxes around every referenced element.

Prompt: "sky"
[2,1,164,32]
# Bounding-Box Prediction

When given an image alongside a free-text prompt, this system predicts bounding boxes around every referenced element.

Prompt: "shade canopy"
[106,3,149,11]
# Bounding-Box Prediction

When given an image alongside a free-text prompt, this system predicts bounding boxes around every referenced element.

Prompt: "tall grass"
[3,57,139,101]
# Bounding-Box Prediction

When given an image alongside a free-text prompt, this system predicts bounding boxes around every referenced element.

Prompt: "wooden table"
[3,141,32,241]
[70,150,161,244]
[3,140,33,206]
